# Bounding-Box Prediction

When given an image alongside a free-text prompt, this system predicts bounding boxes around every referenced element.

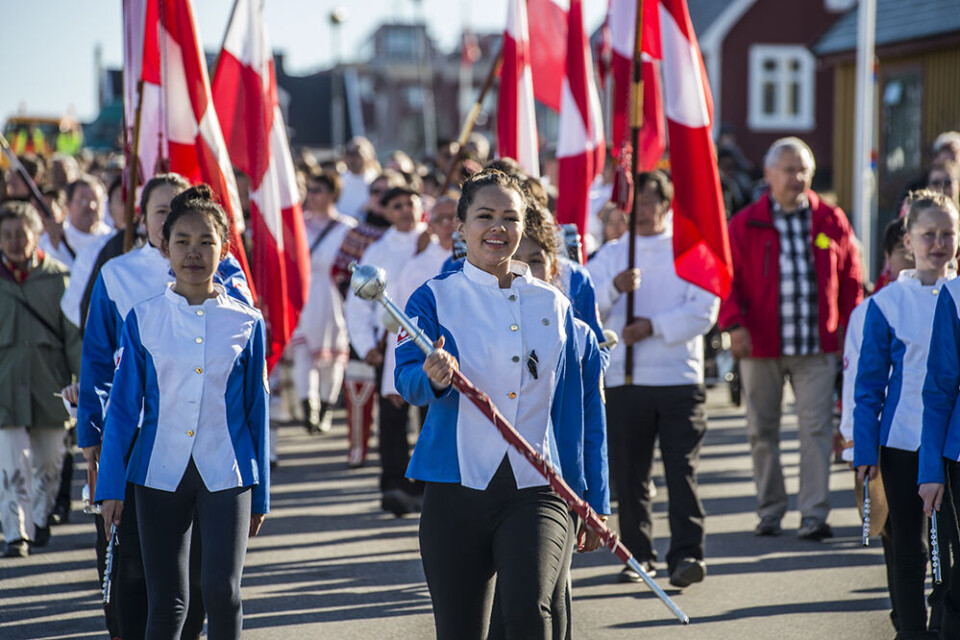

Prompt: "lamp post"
[330,7,348,149]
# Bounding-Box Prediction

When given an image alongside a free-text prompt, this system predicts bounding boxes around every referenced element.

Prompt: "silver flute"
[102,523,118,604]
[931,511,942,585]
[861,475,871,547]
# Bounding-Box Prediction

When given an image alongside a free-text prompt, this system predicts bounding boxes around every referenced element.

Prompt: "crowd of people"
[3,127,960,638]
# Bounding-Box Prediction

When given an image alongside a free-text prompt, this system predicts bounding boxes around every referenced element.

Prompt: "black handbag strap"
[309,219,339,255]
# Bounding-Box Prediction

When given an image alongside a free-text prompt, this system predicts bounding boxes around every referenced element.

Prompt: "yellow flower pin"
[814,232,831,250]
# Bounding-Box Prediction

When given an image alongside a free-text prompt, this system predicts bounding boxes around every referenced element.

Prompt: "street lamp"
[329,7,348,149]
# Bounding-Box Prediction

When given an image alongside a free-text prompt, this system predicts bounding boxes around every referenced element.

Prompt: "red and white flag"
[660,0,731,297]
[122,0,253,286]
[608,0,665,169]
[527,0,567,112]
[497,0,540,177]
[555,0,605,251]
[212,0,311,372]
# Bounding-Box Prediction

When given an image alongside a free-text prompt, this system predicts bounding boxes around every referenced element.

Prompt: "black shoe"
[33,525,51,548]
[380,489,422,517]
[754,516,782,536]
[797,518,833,541]
[317,403,332,434]
[302,399,321,434]
[619,561,656,583]
[48,502,70,526]
[669,558,706,588]
[3,539,29,558]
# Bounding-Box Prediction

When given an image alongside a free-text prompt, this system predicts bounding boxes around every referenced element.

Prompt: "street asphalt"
[0,388,902,639]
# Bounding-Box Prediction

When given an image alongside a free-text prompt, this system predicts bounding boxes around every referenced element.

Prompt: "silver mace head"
[349,262,387,301]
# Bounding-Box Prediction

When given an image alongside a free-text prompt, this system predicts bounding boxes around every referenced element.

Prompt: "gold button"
[195,337,203,344]
[933,289,939,295]
[508,392,516,399]
[197,310,204,316]
[542,318,550,326]
[187,430,195,437]
[508,295,517,301]
[510,324,519,332]
[195,367,203,374]
[512,356,520,362]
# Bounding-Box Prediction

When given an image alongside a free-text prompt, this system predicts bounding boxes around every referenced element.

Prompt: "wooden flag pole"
[439,45,504,194]
[624,0,644,385]
[124,79,145,253]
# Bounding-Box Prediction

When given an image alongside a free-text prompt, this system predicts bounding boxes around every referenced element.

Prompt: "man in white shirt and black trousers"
[588,170,719,589]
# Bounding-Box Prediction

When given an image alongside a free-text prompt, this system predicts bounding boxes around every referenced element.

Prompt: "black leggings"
[136,459,251,640]
[419,457,575,640]
[116,482,206,640]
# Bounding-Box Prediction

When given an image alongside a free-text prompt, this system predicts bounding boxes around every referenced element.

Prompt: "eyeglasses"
[929,179,956,189]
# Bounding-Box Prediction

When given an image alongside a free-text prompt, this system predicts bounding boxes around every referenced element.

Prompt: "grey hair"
[933,131,960,153]
[764,137,816,175]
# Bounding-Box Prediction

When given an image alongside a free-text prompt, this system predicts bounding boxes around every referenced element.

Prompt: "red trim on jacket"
[718,191,863,358]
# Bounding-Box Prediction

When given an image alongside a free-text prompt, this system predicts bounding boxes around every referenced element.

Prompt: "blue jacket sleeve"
[244,317,270,514]
[77,274,121,449]
[217,254,255,306]
[921,288,960,484]
[569,265,610,371]
[95,310,146,503]
[853,300,891,469]
[552,308,587,505]
[580,328,610,514]
[395,284,456,407]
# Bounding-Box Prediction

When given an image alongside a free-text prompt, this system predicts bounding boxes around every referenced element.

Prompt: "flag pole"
[124,79,145,253]
[439,44,504,194]
[625,0,644,385]
[211,0,241,78]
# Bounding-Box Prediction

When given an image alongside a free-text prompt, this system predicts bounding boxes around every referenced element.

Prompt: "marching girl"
[77,173,253,639]
[97,185,269,640]
[395,170,607,638]
[855,190,960,637]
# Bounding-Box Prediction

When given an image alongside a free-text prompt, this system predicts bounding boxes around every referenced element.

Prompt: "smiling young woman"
[394,170,608,639]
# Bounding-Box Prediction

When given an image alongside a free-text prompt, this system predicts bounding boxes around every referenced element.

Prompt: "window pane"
[789,82,800,115]
[789,58,801,72]
[763,58,777,72]
[763,82,777,115]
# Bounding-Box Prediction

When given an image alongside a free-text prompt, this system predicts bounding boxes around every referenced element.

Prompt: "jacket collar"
[164,282,228,307]
[462,258,531,289]
[750,190,825,227]
[897,268,957,289]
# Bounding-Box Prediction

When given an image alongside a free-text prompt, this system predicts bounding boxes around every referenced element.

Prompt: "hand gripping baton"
[350,263,690,625]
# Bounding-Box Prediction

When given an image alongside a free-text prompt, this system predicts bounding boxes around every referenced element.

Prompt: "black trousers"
[378,396,417,494]
[115,482,206,640]
[136,459,251,640]
[878,446,949,639]
[606,384,707,572]
[420,457,575,640]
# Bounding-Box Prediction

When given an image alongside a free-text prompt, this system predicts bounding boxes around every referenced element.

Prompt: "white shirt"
[587,227,719,386]
[39,220,112,269]
[60,229,118,327]
[338,168,378,220]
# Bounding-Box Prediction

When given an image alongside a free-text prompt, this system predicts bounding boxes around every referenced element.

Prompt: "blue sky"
[2,0,607,124]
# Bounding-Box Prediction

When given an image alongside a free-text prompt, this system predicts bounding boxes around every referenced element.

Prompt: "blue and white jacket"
[395,260,607,514]
[438,255,609,369]
[921,277,960,484]
[95,284,269,514]
[77,243,253,448]
[572,317,610,515]
[854,270,955,469]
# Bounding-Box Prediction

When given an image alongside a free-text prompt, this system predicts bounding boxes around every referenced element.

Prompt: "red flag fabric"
[659,0,730,298]
[555,0,605,255]
[527,0,567,112]
[212,0,311,372]
[123,0,254,289]
[497,0,540,177]
[608,0,665,168]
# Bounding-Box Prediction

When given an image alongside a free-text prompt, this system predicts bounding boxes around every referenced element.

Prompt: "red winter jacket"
[718,191,863,358]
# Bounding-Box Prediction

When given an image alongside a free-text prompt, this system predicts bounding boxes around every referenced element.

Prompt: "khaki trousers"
[0,426,65,543]
[739,353,838,523]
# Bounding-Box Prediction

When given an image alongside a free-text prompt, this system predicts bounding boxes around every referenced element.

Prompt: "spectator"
[720,137,863,540]
[0,201,81,558]
[928,159,960,210]
[339,136,380,219]
[38,175,111,268]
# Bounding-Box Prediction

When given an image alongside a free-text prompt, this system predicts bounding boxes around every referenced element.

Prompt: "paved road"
[0,388,901,639]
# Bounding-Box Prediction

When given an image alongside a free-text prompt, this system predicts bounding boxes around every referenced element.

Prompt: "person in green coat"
[0,200,81,558]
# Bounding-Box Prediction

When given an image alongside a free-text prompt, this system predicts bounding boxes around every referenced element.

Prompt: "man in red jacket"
[719,137,863,540]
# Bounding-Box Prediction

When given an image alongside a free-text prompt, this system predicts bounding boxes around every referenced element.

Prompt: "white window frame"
[748,44,816,132]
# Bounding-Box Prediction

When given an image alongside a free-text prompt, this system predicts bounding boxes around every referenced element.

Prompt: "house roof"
[813,0,960,56]
[687,0,734,38]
